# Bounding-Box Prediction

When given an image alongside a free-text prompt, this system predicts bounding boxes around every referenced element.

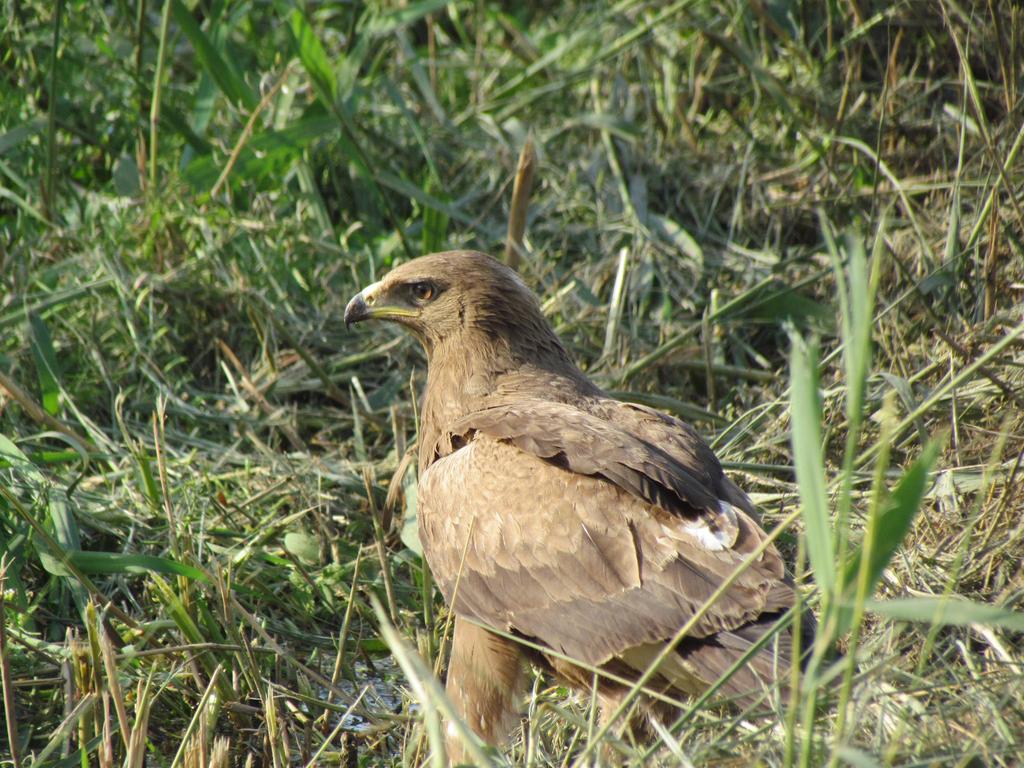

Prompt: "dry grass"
[1,1,1023,765]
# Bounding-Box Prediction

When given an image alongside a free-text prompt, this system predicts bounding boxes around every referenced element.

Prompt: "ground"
[1,2,1023,766]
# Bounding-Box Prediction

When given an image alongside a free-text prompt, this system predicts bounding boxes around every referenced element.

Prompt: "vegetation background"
[1,0,1023,765]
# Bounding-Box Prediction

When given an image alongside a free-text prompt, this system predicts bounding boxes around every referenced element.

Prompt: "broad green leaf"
[374,169,474,226]
[564,112,642,141]
[158,103,214,154]
[0,433,45,483]
[359,637,390,654]
[150,572,204,643]
[400,475,422,556]
[0,440,33,617]
[38,550,209,582]
[48,495,81,552]
[843,439,940,596]
[737,286,834,333]
[789,331,834,597]
[48,496,89,633]
[289,9,337,105]
[648,213,703,263]
[112,154,142,196]
[29,311,61,415]
[171,0,258,111]
[132,446,162,515]
[284,531,320,564]
[829,227,873,424]
[189,51,219,137]
[1,434,90,617]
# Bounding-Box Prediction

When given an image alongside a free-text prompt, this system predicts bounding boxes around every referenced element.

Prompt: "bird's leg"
[594,689,679,764]
[595,690,641,762]
[444,617,525,764]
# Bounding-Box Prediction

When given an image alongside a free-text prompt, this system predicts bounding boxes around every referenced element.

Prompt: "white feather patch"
[682,520,729,551]
[680,500,739,551]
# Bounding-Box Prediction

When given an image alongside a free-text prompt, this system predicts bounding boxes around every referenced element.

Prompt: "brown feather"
[444,618,524,763]
[420,436,788,666]
[346,251,808,749]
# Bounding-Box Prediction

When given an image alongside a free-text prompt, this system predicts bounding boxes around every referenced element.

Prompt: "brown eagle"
[345,251,800,758]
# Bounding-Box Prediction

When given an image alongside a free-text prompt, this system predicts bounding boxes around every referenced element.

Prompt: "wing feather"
[419,429,790,668]
[433,400,744,547]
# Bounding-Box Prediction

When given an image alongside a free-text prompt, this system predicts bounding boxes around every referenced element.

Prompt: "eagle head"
[344,250,559,360]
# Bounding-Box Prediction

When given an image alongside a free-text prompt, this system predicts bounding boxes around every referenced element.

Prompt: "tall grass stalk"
[149,0,173,191]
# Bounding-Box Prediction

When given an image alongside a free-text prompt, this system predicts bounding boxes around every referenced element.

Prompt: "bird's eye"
[411,281,435,302]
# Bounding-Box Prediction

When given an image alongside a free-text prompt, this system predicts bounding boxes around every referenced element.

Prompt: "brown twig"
[216,338,306,453]
[1,555,23,768]
[152,405,181,560]
[209,65,293,200]
[363,467,399,625]
[0,369,92,450]
[505,135,536,270]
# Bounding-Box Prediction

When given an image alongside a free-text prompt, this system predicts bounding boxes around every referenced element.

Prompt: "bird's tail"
[620,610,814,710]
[678,609,816,709]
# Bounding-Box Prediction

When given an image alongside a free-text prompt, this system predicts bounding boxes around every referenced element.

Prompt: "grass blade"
[860,598,1024,631]
[842,440,941,600]
[38,550,209,582]
[171,0,258,111]
[28,312,61,416]
[372,596,497,768]
[288,8,337,105]
[788,331,835,601]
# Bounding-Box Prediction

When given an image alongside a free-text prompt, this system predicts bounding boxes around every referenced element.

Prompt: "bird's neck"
[417,328,597,469]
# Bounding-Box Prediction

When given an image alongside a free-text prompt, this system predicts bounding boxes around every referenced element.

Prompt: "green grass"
[2,1,1024,765]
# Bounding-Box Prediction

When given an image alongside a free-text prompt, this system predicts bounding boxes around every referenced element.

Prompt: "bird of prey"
[345,251,801,760]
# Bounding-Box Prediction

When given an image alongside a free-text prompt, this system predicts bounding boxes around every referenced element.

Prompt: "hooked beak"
[343,281,379,328]
[344,281,418,328]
